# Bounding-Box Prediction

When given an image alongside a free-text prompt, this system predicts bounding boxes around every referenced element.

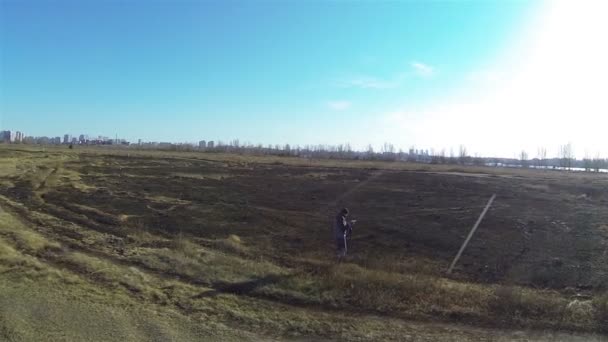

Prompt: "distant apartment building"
[199,140,206,149]
[0,131,29,143]
[9,131,15,142]
[63,134,71,144]
[0,131,12,142]
[53,137,62,145]
[207,141,214,148]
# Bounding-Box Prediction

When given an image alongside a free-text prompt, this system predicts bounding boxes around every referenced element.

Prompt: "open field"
[2,145,608,341]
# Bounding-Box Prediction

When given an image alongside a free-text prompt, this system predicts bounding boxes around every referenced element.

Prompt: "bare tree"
[381,142,395,154]
[431,149,440,164]
[537,147,547,168]
[336,144,344,157]
[458,145,468,165]
[380,142,396,161]
[583,151,592,172]
[556,143,575,170]
[519,150,529,168]
[564,143,574,170]
[439,149,446,164]
[592,153,603,173]
[366,144,374,159]
[449,147,456,164]
[345,143,352,158]
[407,146,416,162]
[558,145,566,169]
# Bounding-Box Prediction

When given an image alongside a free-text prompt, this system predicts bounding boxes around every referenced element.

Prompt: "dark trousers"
[336,235,347,257]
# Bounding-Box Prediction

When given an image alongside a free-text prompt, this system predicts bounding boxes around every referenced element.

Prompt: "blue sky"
[2,0,582,156]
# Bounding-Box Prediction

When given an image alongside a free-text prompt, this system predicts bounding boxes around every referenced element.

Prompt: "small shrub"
[214,234,248,255]
[490,285,566,325]
[565,299,594,323]
[172,237,201,259]
[593,293,608,331]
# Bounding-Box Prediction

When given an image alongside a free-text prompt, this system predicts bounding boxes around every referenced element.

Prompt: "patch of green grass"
[0,274,250,342]
[259,262,491,318]
[0,211,61,253]
[0,210,60,274]
[132,238,284,285]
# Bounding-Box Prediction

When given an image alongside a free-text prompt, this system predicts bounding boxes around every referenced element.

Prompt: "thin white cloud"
[327,100,352,111]
[339,76,402,89]
[411,61,435,77]
[336,61,435,90]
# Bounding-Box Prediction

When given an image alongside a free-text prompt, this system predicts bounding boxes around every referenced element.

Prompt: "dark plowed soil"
[5,151,608,291]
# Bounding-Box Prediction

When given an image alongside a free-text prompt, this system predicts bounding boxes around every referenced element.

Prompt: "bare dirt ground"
[2,145,608,341]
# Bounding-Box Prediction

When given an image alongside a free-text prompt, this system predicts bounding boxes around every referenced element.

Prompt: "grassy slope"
[4,212,572,342]
[0,207,243,341]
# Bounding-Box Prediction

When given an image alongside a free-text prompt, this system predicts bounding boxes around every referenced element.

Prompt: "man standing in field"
[334,208,356,259]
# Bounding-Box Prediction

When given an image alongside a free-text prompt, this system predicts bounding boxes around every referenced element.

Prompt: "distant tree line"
[22,137,608,173]
[200,141,608,172]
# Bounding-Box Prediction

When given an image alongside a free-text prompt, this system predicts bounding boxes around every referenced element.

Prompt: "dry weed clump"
[490,285,567,326]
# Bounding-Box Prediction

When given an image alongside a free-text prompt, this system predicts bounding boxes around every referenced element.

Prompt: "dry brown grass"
[4,145,608,340]
[489,285,569,327]
[0,210,61,260]
[213,234,249,255]
[171,236,203,259]
[592,293,608,331]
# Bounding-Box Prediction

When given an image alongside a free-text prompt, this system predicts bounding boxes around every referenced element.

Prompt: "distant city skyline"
[0,127,198,145]
[0,126,588,165]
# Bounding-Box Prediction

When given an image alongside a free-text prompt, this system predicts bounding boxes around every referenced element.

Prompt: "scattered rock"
[551,257,563,267]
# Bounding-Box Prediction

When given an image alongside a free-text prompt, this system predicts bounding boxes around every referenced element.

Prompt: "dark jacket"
[334,213,352,240]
